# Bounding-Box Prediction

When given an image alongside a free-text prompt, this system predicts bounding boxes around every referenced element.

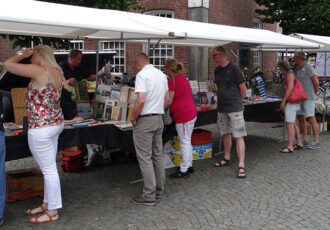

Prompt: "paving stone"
[3,123,330,229]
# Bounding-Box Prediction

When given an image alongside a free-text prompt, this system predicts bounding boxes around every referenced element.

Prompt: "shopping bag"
[286,79,307,103]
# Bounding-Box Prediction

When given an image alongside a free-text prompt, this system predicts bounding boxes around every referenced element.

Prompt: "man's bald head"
[134,52,150,72]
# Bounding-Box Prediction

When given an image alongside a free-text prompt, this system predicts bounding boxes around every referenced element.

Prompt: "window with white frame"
[70,40,84,50]
[144,10,174,71]
[102,41,125,73]
[253,18,262,70]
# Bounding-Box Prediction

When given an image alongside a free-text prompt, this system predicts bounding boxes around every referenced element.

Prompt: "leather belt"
[138,113,161,118]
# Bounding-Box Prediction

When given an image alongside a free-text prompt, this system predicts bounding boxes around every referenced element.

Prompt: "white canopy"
[0,0,184,40]
[254,33,329,52]
[0,0,321,49]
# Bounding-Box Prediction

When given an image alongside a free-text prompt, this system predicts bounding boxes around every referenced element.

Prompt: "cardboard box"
[11,88,26,108]
[163,137,212,169]
[13,107,28,125]
[11,88,28,125]
[6,168,44,202]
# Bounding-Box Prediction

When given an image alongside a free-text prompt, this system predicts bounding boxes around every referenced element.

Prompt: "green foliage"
[1,0,145,49]
[255,0,330,36]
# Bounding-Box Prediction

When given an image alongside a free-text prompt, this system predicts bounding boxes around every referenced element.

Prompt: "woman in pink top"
[4,45,67,224]
[164,59,197,179]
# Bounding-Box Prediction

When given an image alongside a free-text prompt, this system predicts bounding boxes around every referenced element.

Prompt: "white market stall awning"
[0,0,321,50]
[253,33,329,52]
[128,15,321,49]
[0,0,186,40]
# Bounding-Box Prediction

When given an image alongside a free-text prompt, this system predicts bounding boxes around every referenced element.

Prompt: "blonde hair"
[165,59,184,74]
[34,45,63,74]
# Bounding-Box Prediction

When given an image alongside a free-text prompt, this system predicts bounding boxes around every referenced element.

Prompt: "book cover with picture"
[95,84,112,102]
[103,99,117,120]
[95,102,105,119]
[110,87,121,102]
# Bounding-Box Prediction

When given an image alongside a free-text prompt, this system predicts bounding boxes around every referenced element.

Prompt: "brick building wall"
[0,37,19,64]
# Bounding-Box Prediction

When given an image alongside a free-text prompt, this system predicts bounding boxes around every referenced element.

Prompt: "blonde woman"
[164,59,197,179]
[4,45,65,223]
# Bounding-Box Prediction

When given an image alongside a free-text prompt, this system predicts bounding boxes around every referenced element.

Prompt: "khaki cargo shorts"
[217,111,247,138]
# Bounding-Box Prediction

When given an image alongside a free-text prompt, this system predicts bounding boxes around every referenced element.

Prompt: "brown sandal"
[214,158,231,167]
[24,205,46,216]
[29,211,58,224]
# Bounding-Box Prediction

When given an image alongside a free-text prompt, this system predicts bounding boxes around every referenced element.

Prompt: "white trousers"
[176,117,197,173]
[28,123,64,210]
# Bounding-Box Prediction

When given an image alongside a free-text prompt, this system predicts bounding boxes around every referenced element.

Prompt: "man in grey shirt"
[212,46,247,178]
[294,52,320,150]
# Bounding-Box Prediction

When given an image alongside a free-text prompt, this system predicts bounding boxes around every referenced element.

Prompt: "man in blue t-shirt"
[59,50,97,86]
[0,94,6,226]
[212,46,247,179]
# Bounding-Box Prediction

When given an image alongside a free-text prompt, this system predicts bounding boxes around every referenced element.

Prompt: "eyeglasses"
[212,53,221,58]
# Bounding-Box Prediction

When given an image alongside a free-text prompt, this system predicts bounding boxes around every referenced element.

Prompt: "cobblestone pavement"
[2,123,330,230]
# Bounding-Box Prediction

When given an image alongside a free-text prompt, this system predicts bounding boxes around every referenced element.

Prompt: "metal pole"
[95,40,100,83]
[321,52,327,133]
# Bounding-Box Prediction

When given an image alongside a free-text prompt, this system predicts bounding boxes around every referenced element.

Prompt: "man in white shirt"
[130,53,170,205]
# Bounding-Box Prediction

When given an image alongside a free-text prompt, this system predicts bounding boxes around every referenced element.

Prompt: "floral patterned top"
[26,73,64,129]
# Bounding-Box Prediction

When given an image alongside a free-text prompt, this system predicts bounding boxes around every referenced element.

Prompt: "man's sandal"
[293,144,303,150]
[280,147,293,153]
[237,167,247,179]
[214,158,231,167]
[24,205,46,216]
[29,212,58,224]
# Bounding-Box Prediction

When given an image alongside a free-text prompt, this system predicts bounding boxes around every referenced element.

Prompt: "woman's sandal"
[280,147,293,153]
[214,158,231,167]
[237,167,247,179]
[24,205,46,216]
[29,211,58,224]
[293,144,303,150]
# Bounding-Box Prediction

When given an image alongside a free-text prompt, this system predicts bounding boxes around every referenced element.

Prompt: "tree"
[254,0,330,36]
[1,0,145,49]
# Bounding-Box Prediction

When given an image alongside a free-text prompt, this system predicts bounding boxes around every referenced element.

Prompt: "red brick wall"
[125,0,190,75]
[0,36,20,63]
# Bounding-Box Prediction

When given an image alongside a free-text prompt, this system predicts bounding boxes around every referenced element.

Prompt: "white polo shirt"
[135,64,168,115]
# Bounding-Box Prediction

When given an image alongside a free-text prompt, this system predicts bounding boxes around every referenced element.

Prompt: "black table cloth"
[5,101,281,161]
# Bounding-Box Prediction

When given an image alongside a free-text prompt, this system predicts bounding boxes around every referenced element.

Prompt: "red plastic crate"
[61,150,85,173]
[191,129,212,146]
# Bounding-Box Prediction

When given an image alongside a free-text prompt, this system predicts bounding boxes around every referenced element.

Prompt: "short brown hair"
[294,52,307,61]
[68,49,82,59]
[135,52,149,63]
[213,46,226,56]
[278,60,291,72]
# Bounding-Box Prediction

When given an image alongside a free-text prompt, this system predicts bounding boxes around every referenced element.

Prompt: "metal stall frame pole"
[95,39,100,83]
[321,51,328,133]
[278,49,288,143]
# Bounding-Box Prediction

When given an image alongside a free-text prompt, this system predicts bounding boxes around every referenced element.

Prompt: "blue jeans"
[0,131,6,221]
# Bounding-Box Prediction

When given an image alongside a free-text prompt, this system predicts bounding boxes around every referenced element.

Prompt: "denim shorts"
[217,111,247,138]
[285,102,300,123]
[297,100,315,118]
